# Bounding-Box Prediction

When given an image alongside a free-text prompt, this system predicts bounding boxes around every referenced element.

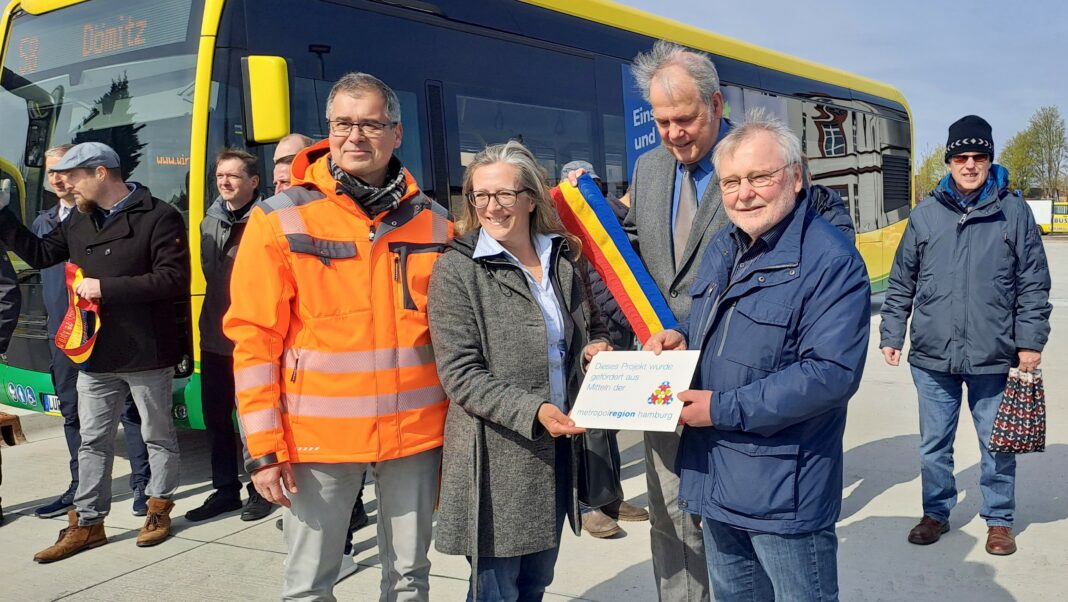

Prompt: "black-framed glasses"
[718,164,794,194]
[465,188,530,208]
[328,119,397,138]
[950,153,990,166]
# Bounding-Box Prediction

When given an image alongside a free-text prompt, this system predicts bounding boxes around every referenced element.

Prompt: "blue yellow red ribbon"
[551,175,677,344]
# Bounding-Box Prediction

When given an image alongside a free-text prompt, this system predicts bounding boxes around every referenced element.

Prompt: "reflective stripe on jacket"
[224,140,453,466]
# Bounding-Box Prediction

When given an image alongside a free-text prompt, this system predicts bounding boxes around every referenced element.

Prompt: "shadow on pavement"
[579,558,654,601]
[841,434,921,520]
[838,515,1014,602]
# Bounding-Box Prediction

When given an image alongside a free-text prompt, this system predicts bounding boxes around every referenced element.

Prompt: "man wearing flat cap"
[880,116,1051,556]
[0,141,191,562]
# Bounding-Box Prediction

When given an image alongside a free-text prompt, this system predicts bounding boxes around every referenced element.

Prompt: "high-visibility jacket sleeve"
[224,207,295,466]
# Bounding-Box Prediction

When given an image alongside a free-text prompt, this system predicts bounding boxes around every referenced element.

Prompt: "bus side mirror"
[0,157,26,222]
[241,56,291,144]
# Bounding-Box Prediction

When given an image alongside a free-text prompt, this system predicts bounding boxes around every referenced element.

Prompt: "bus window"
[603,114,626,200]
[454,94,592,187]
[804,101,861,230]
[880,117,912,225]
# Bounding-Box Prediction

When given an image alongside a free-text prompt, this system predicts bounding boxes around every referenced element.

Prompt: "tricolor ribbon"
[55,263,101,364]
[551,175,677,344]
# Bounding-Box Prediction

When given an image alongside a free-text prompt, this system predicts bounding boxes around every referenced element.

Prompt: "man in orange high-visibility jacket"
[224,72,452,602]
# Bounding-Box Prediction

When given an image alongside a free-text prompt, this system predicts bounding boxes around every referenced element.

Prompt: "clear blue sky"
[618,0,1068,167]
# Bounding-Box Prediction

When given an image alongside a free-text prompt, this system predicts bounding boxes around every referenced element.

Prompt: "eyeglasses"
[718,164,793,194]
[328,119,397,138]
[950,153,990,166]
[466,188,530,208]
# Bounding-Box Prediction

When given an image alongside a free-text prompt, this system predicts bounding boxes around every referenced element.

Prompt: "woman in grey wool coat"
[427,141,611,601]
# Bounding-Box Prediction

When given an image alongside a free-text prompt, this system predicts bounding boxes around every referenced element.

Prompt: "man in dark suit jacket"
[627,41,729,602]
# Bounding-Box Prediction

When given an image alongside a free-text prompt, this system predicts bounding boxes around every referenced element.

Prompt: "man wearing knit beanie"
[879,115,1051,556]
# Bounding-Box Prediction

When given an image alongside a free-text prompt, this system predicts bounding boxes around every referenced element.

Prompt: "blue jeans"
[911,366,1015,527]
[466,438,569,602]
[702,519,838,602]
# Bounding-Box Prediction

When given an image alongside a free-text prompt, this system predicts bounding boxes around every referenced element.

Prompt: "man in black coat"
[0,142,191,561]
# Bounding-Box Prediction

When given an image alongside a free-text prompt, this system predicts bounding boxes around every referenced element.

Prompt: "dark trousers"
[52,343,149,491]
[201,350,242,493]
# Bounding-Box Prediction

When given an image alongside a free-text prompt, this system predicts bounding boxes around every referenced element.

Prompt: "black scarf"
[330,156,406,219]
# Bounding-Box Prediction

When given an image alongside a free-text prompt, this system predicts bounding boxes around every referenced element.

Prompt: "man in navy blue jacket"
[880,115,1051,556]
[32,144,151,520]
[647,109,870,601]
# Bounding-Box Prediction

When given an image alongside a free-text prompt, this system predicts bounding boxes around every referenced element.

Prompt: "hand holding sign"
[570,350,700,431]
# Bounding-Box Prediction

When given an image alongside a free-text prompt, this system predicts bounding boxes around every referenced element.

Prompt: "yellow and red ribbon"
[55,263,101,364]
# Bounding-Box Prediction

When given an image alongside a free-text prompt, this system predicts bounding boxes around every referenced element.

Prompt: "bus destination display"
[6,0,193,77]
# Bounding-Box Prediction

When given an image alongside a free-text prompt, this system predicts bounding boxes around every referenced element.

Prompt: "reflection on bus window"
[456,95,592,185]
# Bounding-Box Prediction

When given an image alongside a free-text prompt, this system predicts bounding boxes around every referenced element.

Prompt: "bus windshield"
[0,0,200,225]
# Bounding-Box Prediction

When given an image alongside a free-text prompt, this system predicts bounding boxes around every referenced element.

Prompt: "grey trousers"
[74,368,179,525]
[282,447,441,602]
[645,429,711,602]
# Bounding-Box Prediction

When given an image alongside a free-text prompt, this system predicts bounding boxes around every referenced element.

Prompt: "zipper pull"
[369,224,376,242]
[290,356,299,382]
[393,256,400,281]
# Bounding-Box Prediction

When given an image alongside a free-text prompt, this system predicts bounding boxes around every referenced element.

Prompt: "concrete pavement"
[1,237,1066,601]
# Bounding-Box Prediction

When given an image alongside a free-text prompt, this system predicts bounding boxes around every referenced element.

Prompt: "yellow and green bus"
[0,0,912,425]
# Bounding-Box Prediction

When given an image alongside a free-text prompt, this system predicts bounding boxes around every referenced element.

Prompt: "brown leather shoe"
[33,513,107,563]
[582,509,622,538]
[907,516,949,545]
[986,526,1017,555]
[53,509,79,544]
[136,497,174,547]
[603,499,650,522]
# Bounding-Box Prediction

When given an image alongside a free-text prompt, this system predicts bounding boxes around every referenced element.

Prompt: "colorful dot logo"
[648,381,673,406]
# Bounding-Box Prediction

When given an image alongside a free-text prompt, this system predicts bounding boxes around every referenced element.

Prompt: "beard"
[75,196,98,213]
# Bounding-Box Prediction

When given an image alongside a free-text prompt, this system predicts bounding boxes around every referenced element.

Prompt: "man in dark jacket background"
[184,148,273,523]
[559,160,649,539]
[32,144,152,520]
[0,142,191,562]
[879,115,1051,556]
[647,110,870,600]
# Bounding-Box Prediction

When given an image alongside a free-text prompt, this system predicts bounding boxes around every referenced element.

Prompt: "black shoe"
[36,484,77,519]
[184,490,242,522]
[349,499,369,533]
[240,484,275,522]
[343,499,370,555]
[131,486,149,517]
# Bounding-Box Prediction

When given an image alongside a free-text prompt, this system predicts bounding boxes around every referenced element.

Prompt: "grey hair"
[45,143,75,159]
[632,40,721,106]
[712,107,803,175]
[456,140,581,257]
[325,72,402,124]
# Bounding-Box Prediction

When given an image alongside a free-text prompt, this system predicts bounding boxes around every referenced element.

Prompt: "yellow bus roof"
[523,0,909,111]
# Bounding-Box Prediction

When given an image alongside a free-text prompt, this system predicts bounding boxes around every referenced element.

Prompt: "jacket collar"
[290,139,421,221]
[933,163,1009,213]
[722,191,808,272]
[206,194,263,224]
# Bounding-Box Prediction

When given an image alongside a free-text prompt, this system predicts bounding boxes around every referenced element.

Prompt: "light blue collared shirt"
[473,229,568,412]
